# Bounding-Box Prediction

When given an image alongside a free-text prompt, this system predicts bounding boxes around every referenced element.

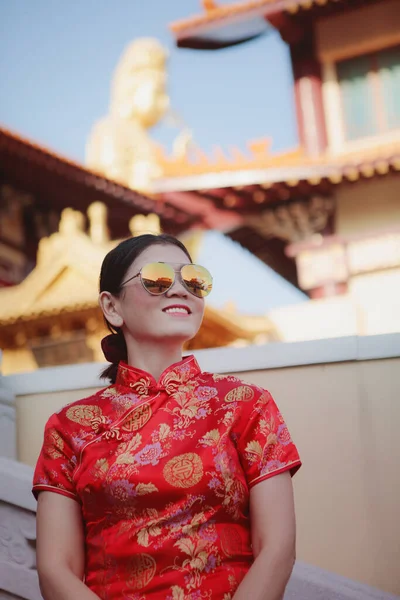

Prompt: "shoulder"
[45,386,112,430]
[41,386,115,455]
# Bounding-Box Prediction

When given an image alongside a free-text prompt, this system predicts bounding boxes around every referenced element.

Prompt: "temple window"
[335,45,400,142]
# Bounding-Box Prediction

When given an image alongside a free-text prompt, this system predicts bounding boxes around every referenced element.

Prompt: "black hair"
[99,233,192,383]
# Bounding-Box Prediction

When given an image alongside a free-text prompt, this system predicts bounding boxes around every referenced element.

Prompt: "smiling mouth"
[162,306,191,315]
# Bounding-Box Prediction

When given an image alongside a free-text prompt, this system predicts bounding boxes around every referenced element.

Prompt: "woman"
[33,233,301,600]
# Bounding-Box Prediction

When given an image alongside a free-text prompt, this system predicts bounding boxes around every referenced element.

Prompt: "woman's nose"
[166,276,188,297]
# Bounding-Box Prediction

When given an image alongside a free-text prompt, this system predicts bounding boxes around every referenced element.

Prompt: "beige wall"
[235,360,400,596]
[315,0,400,61]
[13,352,400,596]
[350,269,400,335]
[335,176,400,237]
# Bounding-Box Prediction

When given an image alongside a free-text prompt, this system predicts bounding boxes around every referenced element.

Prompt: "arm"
[232,472,296,600]
[36,492,101,600]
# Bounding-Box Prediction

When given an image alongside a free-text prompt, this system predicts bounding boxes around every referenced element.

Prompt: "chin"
[159,326,197,343]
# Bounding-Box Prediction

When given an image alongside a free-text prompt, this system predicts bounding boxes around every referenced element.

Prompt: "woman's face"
[109,244,205,346]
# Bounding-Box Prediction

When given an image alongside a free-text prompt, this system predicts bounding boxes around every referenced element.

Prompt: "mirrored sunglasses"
[121,262,213,298]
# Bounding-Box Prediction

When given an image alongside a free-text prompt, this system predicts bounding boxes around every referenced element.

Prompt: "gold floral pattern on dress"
[198,429,247,521]
[90,414,122,440]
[130,377,152,397]
[212,373,240,383]
[161,369,188,395]
[43,428,64,459]
[174,536,209,586]
[66,404,103,425]
[162,382,215,431]
[33,356,301,600]
[91,457,109,480]
[110,434,143,480]
[225,385,254,403]
[163,453,203,488]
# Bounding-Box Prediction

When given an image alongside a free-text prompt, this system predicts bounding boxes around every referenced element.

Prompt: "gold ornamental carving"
[247,195,335,243]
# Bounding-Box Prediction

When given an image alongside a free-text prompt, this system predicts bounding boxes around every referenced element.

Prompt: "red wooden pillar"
[290,32,328,157]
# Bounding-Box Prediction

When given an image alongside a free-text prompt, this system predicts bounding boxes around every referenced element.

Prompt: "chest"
[73,392,248,520]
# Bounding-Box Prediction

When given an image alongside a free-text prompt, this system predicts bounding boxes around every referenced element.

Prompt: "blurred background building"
[1,0,399,373]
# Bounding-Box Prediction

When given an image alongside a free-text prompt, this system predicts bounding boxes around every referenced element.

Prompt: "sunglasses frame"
[120,262,213,298]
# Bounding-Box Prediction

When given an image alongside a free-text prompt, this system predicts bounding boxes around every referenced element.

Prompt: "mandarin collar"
[115,355,201,395]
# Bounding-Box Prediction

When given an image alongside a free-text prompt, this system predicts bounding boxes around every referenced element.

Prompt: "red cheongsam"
[33,356,301,600]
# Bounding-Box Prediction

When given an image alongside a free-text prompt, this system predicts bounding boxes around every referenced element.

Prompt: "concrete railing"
[285,563,399,600]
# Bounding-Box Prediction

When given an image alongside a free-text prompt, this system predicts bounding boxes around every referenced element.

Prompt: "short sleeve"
[237,389,301,489]
[32,414,79,502]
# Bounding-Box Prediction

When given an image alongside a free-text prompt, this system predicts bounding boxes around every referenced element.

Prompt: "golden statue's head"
[110,38,170,128]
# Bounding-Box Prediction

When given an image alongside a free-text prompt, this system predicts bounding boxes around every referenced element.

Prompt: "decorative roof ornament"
[59,208,85,235]
[129,213,161,237]
[202,0,219,11]
[88,202,109,245]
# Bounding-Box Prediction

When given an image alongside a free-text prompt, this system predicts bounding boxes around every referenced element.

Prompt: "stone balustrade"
[0,364,16,460]
[0,458,41,600]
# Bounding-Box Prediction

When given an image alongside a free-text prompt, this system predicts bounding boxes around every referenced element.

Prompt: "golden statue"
[86,38,170,192]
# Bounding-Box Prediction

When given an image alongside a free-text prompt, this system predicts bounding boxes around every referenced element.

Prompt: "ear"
[98,291,124,328]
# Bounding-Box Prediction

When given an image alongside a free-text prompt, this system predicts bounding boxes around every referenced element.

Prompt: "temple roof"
[0,209,276,351]
[154,138,400,195]
[154,138,400,287]
[170,0,377,49]
[0,126,199,237]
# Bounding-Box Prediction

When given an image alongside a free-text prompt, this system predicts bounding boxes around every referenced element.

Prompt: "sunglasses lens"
[141,263,175,295]
[181,264,213,298]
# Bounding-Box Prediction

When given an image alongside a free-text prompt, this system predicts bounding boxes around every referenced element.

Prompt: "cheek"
[193,299,206,322]
[120,289,153,322]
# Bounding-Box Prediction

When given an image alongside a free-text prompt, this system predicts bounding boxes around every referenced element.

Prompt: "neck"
[125,337,184,381]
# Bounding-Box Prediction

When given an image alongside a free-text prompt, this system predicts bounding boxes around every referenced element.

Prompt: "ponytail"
[100,330,127,383]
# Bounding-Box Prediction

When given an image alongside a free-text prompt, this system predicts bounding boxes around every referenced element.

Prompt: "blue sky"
[0,0,306,313]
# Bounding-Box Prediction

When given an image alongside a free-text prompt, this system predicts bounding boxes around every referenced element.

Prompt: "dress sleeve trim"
[32,484,80,503]
[248,460,302,489]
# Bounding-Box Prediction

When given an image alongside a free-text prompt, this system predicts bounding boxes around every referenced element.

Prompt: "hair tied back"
[101,333,126,364]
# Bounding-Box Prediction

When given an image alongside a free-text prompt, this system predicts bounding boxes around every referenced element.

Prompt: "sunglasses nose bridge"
[166,270,189,296]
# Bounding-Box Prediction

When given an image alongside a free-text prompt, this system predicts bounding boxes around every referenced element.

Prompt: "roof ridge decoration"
[155,138,305,177]
[170,0,332,35]
[152,136,400,186]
